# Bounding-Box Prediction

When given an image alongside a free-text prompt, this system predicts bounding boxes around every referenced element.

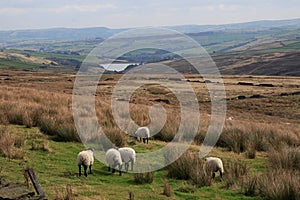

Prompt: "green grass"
[0,125,265,199]
[0,58,45,69]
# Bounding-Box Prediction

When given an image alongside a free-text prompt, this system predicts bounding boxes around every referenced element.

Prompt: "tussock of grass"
[133,171,154,184]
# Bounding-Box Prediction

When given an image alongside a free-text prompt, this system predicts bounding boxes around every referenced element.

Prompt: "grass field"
[0,70,299,199]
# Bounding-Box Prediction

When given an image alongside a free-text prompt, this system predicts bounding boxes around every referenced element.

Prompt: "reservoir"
[101,63,138,72]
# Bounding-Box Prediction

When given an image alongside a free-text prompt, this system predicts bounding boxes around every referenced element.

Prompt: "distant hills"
[0,18,300,76]
[1,18,300,42]
[168,18,300,33]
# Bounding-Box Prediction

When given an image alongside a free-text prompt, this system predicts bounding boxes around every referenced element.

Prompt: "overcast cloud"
[0,0,300,30]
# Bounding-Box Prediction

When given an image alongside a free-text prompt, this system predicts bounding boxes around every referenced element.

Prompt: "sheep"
[204,157,224,180]
[77,147,94,177]
[105,148,122,176]
[134,126,150,144]
[119,147,136,172]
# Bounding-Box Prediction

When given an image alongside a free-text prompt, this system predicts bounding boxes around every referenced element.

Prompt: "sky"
[0,0,300,30]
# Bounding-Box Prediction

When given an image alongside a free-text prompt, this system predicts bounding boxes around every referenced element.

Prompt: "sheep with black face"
[204,157,224,180]
[77,147,94,177]
[134,126,150,144]
[106,148,123,176]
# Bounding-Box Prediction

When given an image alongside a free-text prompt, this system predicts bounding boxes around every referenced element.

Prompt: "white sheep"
[77,147,94,177]
[119,147,136,172]
[134,126,150,144]
[105,148,123,176]
[204,157,224,180]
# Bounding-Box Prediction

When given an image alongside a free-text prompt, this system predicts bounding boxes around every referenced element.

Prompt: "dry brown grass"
[268,147,300,171]
[259,170,300,200]
[133,171,154,184]
[223,159,249,189]
[162,179,173,197]
[216,121,300,153]
[0,126,25,159]
[241,146,300,199]
[54,184,76,200]
[0,70,299,148]
[164,149,211,188]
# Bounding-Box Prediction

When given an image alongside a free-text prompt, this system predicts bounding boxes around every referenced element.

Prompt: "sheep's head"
[87,147,94,152]
[133,132,138,140]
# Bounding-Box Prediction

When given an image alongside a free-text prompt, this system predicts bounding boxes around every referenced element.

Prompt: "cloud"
[0,7,28,15]
[0,3,117,16]
[54,4,117,13]
[218,4,240,11]
[190,4,240,12]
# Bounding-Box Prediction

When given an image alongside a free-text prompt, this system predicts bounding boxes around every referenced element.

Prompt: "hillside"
[1,18,300,54]
[1,18,300,42]
[0,18,299,76]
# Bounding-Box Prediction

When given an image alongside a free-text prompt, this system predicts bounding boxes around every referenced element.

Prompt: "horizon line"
[0,17,299,32]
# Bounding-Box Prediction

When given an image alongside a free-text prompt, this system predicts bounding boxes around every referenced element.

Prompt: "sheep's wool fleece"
[119,147,136,163]
[106,148,122,166]
[136,127,150,137]
[77,150,94,166]
[205,157,224,173]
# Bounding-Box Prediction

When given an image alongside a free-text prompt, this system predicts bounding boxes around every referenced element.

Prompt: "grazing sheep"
[134,126,150,144]
[119,147,136,172]
[77,147,94,177]
[204,157,224,180]
[106,148,122,176]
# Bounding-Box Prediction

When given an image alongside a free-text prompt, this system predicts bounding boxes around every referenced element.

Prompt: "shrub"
[164,149,211,187]
[103,127,126,148]
[248,130,268,151]
[223,160,249,189]
[189,164,211,188]
[134,171,154,184]
[165,151,194,180]
[258,169,300,200]
[153,130,175,142]
[218,128,247,153]
[0,129,25,159]
[241,175,259,197]
[245,145,256,159]
[0,131,14,159]
[268,147,300,171]
[38,115,79,142]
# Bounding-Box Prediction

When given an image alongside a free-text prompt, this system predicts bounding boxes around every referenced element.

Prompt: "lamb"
[119,147,136,172]
[105,148,122,176]
[204,157,224,180]
[77,147,94,177]
[134,126,150,144]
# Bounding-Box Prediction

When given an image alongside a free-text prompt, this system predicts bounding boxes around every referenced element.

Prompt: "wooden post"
[25,168,46,198]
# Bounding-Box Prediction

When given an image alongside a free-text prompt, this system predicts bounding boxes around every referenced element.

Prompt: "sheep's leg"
[78,165,82,176]
[219,171,223,180]
[146,138,148,144]
[131,160,134,171]
[89,165,92,174]
[125,163,129,172]
[212,172,216,179]
[83,165,88,177]
[119,164,122,176]
[108,166,111,172]
[142,138,146,144]
[112,167,116,173]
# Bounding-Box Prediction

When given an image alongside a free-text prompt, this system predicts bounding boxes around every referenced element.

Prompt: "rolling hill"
[0,18,299,76]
